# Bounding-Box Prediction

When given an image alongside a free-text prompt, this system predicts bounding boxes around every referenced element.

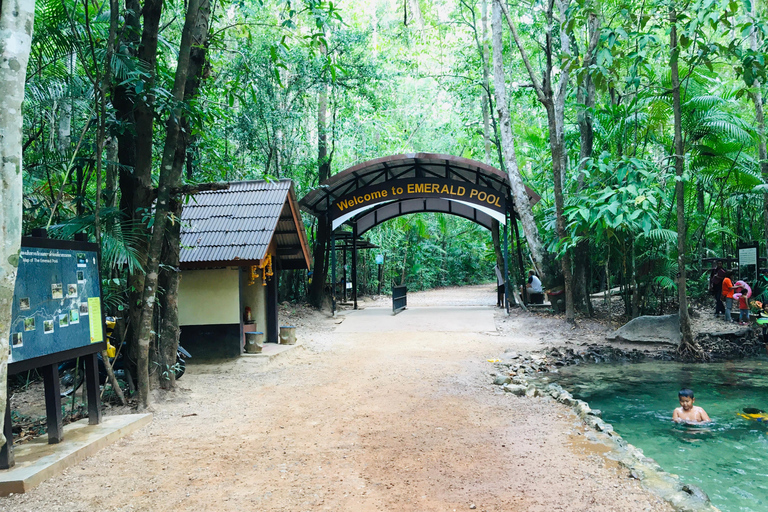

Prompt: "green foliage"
[17,0,768,314]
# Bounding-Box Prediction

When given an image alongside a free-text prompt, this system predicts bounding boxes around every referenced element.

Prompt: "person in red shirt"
[721,271,739,323]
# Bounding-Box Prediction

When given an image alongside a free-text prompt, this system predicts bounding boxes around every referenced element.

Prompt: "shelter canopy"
[180,179,310,270]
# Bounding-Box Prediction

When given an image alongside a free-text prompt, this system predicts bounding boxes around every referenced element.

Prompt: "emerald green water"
[548,360,768,512]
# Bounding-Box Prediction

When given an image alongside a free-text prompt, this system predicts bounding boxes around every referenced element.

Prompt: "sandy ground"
[3,285,673,512]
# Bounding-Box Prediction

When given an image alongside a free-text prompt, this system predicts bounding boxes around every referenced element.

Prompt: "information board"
[8,238,104,365]
[739,246,758,267]
[738,244,760,284]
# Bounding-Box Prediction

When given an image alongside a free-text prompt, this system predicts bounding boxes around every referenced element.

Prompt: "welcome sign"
[330,178,507,222]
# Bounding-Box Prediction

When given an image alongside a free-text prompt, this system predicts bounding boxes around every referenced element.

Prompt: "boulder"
[607,314,681,345]
[503,384,527,396]
[494,375,512,386]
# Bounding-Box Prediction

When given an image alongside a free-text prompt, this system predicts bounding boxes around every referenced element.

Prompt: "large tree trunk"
[481,0,491,164]
[135,0,204,408]
[490,0,548,283]
[573,12,599,316]
[0,0,35,452]
[550,0,575,323]
[669,6,696,354]
[308,82,332,308]
[156,0,212,390]
[499,0,574,321]
[115,0,162,383]
[750,1,768,263]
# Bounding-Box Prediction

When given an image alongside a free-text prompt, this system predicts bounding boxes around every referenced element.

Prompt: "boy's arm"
[673,408,681,422]
[699,408,711,422]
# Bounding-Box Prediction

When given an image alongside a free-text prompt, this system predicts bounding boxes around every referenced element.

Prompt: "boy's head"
[679,389,695,410]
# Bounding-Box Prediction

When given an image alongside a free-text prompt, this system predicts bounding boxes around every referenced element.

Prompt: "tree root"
[676,341,708,361]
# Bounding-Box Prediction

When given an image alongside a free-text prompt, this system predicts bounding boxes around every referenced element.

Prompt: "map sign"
[8,238,104,365]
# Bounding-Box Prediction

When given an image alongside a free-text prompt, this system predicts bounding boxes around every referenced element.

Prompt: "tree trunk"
[750,1,768,264]
[115,0,162,383]
[134,0,204,409]
[669,6,696,354]
[0,0,35,451]
[406,0,424,28]
[498,0,574,321]
[308,82,332,308]
[491,0,548,282]
[156,0,212,390]
[157,199,182,390]
[545,97,575,323]
[481,0,491,164]
[573,12,599,316]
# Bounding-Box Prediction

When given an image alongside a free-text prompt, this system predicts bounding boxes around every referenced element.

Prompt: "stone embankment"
[490,350,721,512]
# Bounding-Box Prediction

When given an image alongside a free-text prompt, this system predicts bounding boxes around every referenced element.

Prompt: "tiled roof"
[180,180,310,269]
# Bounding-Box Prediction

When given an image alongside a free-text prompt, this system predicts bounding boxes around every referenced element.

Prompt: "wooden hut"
[178,180,310,358]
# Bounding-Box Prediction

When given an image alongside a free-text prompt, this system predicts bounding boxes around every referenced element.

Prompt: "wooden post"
[342,240,347,303]
[42,363,64,443]
[377,261,383,296]
[0,390,14,468]
[267,267,279,343]
[513,213,527,305]
[84,352,102,425]
[331,228,337,316]
[504,213,509,314]
[352,222,358,310]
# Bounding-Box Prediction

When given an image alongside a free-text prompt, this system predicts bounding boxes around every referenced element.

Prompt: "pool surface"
[549,360,768,512]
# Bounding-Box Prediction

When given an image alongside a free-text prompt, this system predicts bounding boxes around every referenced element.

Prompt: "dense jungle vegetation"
[2,0,768,408]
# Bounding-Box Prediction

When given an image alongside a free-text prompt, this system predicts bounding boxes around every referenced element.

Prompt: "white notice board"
[739,246,758,267]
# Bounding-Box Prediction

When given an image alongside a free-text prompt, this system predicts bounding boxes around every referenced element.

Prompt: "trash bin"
[244,331,264,353]
[547,288,565,313]
[279,326,296,345]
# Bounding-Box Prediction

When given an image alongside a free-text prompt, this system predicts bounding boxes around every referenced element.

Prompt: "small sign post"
[375,254,384,295]
[739,243,759,284]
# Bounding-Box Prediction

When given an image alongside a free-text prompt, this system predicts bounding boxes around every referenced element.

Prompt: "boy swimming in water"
[673,389,711,423]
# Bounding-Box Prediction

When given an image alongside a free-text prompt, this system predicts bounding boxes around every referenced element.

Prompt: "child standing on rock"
[738,290,751,325]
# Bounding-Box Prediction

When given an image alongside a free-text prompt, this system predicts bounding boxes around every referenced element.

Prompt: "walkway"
[4,290,671,512]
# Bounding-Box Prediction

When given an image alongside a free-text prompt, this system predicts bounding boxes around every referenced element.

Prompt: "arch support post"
[331,228,337,317]
[352,222,359,310]
[504,211,510,314]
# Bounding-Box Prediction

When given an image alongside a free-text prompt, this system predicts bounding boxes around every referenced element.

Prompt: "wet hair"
[724,270,733,278]
[679,389,694,399]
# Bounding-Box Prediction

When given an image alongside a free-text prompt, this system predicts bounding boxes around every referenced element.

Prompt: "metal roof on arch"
[299,153,539,230]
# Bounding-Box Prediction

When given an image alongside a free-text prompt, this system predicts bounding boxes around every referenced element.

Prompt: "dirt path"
[4,286,672,512]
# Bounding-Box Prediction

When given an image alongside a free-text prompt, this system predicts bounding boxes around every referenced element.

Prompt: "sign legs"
[84,353,102,425]
[42,363,63,444]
